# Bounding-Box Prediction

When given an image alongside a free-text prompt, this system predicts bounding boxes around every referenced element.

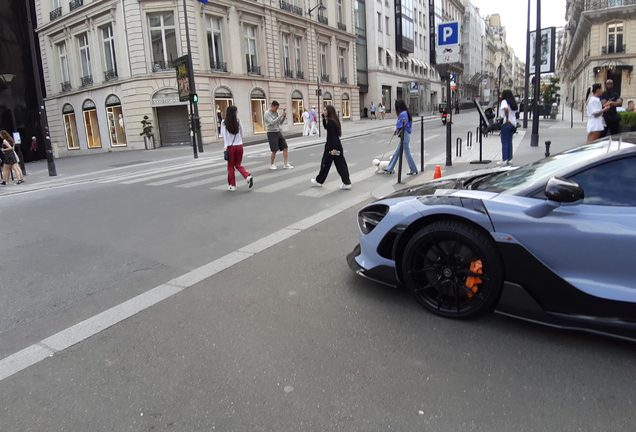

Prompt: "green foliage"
[543,77,561,105]
[619,111,636,126]
[139,115,153,138]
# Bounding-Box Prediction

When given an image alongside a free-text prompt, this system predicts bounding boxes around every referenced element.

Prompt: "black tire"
[401,221,504,319]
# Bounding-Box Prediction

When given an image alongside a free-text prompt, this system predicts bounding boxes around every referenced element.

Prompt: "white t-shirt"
[586,96,605,133]
[221,119,243,148]
[302,111,310,122]
[500,100,516,125]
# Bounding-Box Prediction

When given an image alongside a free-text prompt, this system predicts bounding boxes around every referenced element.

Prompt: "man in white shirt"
[302,108,310,136]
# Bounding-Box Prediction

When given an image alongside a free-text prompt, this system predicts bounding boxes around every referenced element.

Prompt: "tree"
[543,77,561,105]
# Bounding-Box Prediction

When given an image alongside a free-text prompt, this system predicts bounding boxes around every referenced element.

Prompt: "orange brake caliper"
[465,260,483,298]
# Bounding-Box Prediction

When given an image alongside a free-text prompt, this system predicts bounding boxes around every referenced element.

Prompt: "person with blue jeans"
[499,90,517,165]
[384,99,418,175]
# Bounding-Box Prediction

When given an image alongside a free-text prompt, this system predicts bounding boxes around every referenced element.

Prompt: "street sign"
[175,55,190,102]
[436,21,460,64]
[410,82,419,93]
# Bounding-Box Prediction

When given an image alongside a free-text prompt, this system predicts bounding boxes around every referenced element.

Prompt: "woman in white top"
[221,106,253,191]
[586,83,610,143]
[378,103,386,120]
[301,108,310,136]
[499,90,517,164]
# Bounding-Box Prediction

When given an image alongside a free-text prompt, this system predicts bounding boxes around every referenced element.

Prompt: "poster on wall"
[175,55,190,102]
[529,27,556,74]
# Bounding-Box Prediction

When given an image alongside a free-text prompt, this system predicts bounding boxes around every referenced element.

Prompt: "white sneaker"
[246,176,253,189]
[228,185,237,191]
[270,164,277,170]
[283,163,294,169]
[310,178,322,187]
[340,183,352,190]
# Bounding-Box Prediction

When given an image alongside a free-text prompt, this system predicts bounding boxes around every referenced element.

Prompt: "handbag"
[224,133,236,161]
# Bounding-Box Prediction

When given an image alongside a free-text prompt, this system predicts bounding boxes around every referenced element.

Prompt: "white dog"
[372,158,390,173]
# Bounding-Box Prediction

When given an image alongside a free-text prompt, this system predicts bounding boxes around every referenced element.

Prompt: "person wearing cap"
[309,106,318,136]
[30,136,39,161]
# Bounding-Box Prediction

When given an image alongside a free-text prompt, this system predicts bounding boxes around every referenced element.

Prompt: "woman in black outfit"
[310,105,352,189]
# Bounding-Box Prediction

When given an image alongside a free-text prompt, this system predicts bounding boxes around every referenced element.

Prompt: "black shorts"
[267,132,288,152]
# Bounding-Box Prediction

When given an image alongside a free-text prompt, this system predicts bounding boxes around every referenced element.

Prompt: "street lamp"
[0,73,18,133]
[307,0,326,18]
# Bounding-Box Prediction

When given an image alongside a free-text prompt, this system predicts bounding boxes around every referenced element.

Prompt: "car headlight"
[358,204,389,234]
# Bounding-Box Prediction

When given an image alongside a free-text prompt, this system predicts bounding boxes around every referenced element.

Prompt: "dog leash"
[379,132,396,162]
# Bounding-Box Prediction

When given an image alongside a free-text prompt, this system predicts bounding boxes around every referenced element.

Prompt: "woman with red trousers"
[221,106,253,191]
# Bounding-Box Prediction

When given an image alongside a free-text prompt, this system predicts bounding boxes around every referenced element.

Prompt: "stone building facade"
[35,0,359,157]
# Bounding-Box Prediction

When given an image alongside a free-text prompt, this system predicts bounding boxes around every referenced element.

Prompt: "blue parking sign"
[438,22,459,46]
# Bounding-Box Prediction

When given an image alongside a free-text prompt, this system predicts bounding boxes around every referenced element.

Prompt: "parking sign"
[436,21,460,64]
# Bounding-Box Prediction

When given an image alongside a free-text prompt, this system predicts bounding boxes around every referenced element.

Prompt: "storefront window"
[342,93,350,118]
[291,90,303,124]
[215,86,233,137]
[251,88,267,134]
[82,99,101,148]
[106,94,126,146]
[62,103,80,149]
[323,92,333,107]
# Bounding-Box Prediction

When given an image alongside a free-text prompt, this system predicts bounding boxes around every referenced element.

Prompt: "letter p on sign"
[443,26,453,42]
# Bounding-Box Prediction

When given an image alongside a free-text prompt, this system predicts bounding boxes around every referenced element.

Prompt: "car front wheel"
[401,221,504,319]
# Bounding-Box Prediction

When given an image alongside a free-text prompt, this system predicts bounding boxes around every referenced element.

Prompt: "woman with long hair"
[586,83,609,143]
[499,90,518,164]
[1,130,24,185]
[221,106,252,191]
[310,104,352,189]
[384,99,418,175]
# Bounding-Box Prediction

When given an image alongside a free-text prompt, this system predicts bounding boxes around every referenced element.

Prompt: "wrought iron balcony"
[61,81,72,92]
[50,7,62,21]
[280,0,303,16]
[152,60,174,72]
[321,74,330,83]
[584,0,636,11]
[210,60,227,72]
[318,15,328,25]
[69,0,83,12]
[247,64,261,75]
[284,68,294,78]
[338,22,347,31]
[296,70,304,80]
[602,44,626,55]
[340,76,348,84]
[104,69,118,81]
[80,75,93,87]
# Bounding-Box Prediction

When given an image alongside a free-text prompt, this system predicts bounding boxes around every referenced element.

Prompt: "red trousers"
[227,145,250,186]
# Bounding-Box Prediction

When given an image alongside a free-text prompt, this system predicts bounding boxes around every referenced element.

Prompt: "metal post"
[397,122,406,183]
[467,131,473,148]
[420,115,424,172]
[446,77,452,166]
[456,138,462,157]
[317,77,321,137]
[530,0,541,147]
[523,0,531,129]
[190,99,198,159]
[182,0,202,153]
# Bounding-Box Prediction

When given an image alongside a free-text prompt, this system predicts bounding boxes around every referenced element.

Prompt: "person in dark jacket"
[310,105,352,189]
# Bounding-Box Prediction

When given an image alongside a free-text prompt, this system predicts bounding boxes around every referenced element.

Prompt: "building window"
[251,88,267,133]
[106,94,126,147]
[82,99,101,148]
[342,93,350,118]
[102,25,118,81]
[62,103,79,149]
[206,16,225,71]
[386,16,390,35]
[58,42,70,88]
[337,0,344,25]
[294,37,303,78]
[320,43,329,81]
[607,23,624,54]
[244,25,259,74]
[78,33,92,86]
[339,48,347,84]
[283,34,292,77]
[149,12,178,71]
[323,91,332,107]
[378,13,382,31]
[291,90,304,124]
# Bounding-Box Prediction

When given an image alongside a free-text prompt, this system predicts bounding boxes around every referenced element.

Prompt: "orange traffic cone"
[433,165,442,179]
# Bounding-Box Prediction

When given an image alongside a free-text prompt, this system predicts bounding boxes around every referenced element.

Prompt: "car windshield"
[474,140,635,194]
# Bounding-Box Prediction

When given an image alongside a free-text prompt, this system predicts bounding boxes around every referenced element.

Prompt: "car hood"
[385,165,517,198]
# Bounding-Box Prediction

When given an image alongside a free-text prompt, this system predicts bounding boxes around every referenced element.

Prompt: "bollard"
[544,140,551,158]
[456,138,462,157]
[467,131,473,149]
[46,149,57,176]
[476,126,481,138]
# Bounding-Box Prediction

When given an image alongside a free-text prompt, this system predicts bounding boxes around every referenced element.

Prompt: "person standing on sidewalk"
[370,102,377,119]
[585,84,610,143]
[309,106,319,136]
[600,79,622,137]
[30,136,39,161]
[383,100,418,175]
[221,106,252,191]
[302,108,310,136]
[264,100,293,170]
[1,130,24,185]
[310,105,352,189]
[498,90,517,165]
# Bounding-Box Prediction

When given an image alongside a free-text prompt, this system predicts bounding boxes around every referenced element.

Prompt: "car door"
[488,156,636,304]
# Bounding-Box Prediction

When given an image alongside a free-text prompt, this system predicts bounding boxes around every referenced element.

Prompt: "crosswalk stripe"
[98,160,208,184]
[146,161,260,186]
[209,163,316,191]
[253,162,359,193]
[297,165,374,197]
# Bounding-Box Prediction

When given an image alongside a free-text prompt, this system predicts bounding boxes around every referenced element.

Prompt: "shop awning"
[593,60,633,75]
[385,49,395,59]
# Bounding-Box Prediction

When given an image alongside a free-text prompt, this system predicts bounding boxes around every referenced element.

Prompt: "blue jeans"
[500,123,515,161]
[386,132,418,173]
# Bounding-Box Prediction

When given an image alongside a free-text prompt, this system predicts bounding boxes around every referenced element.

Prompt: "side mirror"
[544,177,584,203]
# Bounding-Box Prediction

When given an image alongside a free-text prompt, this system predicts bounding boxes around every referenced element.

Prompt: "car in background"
[348,136,636,341]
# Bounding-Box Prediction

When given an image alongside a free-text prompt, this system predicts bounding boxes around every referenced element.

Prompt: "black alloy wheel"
[401,221,504,319]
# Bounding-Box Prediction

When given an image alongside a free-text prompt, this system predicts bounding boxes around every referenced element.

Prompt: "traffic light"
[191,116,201,132]
[190,93,198,103]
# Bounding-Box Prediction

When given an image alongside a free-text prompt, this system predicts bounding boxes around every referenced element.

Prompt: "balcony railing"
[338,22,347,31]
[280,0,303,16]
[80,75,93,87]
[210,60,227,72]
[296,70,304,80]
[321,74,330,83]
[152,60,174,72]
[247,64,261,75]
[61,81,72,92]
[104,69,118,81]
[284,68,294,78]
[584,0,636,11]
[340,76,348,84]
[602,44,626,55]
[50,7,62,21]
[69,0,83,12]
[318,15,328,25]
